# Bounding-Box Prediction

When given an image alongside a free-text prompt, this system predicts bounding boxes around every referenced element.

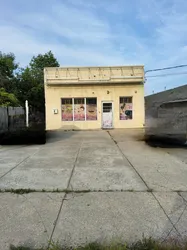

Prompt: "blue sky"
[1,0,187,95]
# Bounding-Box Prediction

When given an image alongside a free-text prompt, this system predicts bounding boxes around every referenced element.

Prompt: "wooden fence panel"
[0,107,8,133]
[0,106,45,133]
[8,107,25,131]
[0,107,25,132]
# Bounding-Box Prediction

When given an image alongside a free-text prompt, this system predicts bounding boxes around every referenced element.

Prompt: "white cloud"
[0,24,125,67]
[1,0,187,94]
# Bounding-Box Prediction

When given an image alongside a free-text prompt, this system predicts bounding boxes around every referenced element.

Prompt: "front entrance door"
[102,102,113,129]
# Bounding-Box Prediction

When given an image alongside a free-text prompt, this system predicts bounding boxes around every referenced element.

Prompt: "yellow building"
[44,66,145,130]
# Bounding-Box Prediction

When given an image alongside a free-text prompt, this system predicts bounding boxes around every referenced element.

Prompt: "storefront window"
[119,97,133,120]
[62,98,97,121]
[61,98,73,121]
[74,98,85,121]
[86,98,97,120]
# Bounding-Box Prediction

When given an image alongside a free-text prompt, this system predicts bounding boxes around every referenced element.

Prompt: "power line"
[145,64,187,74]
[146,71,187,78]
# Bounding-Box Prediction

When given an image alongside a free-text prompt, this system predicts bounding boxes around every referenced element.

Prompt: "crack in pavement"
[22,194,50,239]
[48,142,82,248]
[152,192,182,242]
[170,192,187,231]
[107,131,150,190]
[0,147,42,179]
[173,193,187,226]
[160,192,187,242]
[45,193,63,203]
[107,131,181,239]
[178,192,187,204]
[156,168,170,183]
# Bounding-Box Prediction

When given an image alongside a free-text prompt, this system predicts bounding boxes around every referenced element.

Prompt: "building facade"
[44,66,145,130]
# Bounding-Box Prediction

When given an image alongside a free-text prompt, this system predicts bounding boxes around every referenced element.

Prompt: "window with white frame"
[119,97,133,120]
[61,98,97,121]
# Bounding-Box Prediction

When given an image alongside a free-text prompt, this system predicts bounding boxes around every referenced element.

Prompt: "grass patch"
[147,189,153,193]
[9,238,187,250]
[0,188,37,194]
[0,189,157,194]
[51,189,91,194]
[0,188,92,194]
[126,189,134,192]
[67,190,91,194]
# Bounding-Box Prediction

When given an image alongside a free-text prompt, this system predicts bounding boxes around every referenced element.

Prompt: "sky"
[1,0,187,95]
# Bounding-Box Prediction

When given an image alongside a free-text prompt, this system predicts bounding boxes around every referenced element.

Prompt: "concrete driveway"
[0,129,187,249]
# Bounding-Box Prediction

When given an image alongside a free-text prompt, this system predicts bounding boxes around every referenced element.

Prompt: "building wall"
[145,84,187,117]
[45,84,145,130]
[145,84,187,140]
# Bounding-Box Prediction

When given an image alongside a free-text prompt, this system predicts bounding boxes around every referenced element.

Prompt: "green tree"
[15,67,36,106]
[0,88,20,107]
[29,50,59,82]
[18,51,59,112]
[0,52,18,93]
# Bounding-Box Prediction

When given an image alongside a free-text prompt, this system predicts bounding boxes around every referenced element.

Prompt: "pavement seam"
[166,193,187,236]
[48,143,82,248]
[152,192,182,242]
[0,147,42,179]
[178,192,187,203]
[1,189,187,193]
[107,131,150,190]
[107,131,181,238]
[165,192,187,237]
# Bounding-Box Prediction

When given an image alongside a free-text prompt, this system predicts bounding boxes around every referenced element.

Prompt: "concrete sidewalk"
[0,130,187,249]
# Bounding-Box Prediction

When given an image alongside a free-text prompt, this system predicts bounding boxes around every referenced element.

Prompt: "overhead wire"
[145,64,187,74]
[146,71,187,78]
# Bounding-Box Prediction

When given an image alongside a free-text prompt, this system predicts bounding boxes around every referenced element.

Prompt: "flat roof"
[44,65,144,85]
[44,65,144,70]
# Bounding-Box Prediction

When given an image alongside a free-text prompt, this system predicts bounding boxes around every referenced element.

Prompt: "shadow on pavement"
[0,126,46,145]
[144,135,187,148]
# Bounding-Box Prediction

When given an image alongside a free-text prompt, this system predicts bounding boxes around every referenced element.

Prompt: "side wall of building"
[145,84,187,140]
[145,84,187,117]
[45,84,144,130]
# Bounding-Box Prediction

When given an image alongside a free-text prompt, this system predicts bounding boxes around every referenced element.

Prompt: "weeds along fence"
[0,106,45,133]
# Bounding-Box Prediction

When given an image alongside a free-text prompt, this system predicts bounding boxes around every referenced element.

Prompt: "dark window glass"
[103,103,112,113]
[86,98,97,120]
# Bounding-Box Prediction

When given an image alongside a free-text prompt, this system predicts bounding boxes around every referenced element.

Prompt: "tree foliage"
[0,88,19,107]
[18,51,59,111]
[0,50,59,110]
[0,52,18,93]
[29,50,59,83]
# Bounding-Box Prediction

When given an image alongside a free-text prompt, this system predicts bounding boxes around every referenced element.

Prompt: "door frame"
[101,101,114,129]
